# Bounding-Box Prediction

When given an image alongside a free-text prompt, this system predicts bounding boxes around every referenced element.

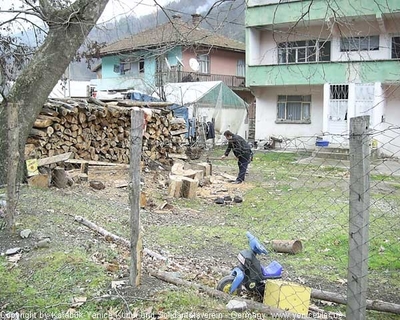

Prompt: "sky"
[98,0,176,23]
[0,0,176,26]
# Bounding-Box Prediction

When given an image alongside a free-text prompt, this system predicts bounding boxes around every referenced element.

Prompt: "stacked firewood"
[25,98,188,165]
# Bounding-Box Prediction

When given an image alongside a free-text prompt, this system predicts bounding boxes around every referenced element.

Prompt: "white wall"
[49,80,90,98]
[248,29,262,65]
[254,85,324,148]
[375,85,400,158]
[255,23,394,67]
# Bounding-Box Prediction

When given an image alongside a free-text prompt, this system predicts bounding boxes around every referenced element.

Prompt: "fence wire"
[1,115,399,319]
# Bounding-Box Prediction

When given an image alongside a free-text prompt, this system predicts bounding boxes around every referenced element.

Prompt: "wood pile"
[25,98,188,166]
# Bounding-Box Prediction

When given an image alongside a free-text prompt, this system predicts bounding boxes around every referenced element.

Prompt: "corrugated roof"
[100,18,245,55]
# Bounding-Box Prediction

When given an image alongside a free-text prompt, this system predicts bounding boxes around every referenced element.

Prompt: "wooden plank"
[65,159,129,167]
[37,152,73,166]
[117,100,173,108]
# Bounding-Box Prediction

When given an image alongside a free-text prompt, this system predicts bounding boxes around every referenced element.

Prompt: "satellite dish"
[165,57,171,71]
[189,58,200,72]
[176,56,184,67]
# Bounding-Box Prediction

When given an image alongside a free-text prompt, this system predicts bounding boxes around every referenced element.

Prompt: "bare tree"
[0,0,111,186]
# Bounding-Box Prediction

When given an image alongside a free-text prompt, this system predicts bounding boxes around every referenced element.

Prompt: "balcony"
[155,71,246,90]
[246,0,400,28]
[246,60,400,87]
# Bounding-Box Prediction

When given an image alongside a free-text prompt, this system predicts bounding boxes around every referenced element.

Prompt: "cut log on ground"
[27,174,50,188]
[52,167,72,189]
[271,240,303,254]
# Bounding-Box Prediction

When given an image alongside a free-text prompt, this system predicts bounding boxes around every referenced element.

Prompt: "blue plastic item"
[230,267,245,293]
[316,140,329,147]
[246,231,268,255]
[262,260,283,278]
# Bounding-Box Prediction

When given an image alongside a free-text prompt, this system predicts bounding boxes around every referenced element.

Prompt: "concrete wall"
[376,85,400,157]
[182,48,245,75]
[253,85,324,145]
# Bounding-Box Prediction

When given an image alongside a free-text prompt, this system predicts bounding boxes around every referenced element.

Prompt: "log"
[75,215,130,247]
[181,177,198,199]
[271,240,303,254]
[187,162,212,176]
[27,174,50,188]
[311,289,400,315]
[30,128,48,138]
[34,117,53,128]
[52,167,70,188]
[74,215,163,261]
[168,175,183,198]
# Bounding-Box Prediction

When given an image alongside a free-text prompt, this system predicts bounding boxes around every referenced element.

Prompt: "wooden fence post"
[129,107,144,287]
[347,115,371,320]
[6,103,19,232]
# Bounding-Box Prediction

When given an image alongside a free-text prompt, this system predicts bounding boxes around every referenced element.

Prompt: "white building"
[246,0,400,157]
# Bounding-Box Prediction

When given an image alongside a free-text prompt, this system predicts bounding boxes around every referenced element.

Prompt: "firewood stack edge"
[25,98,188,166]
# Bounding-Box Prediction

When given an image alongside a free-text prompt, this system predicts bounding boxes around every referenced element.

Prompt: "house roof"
[100,17,245,56]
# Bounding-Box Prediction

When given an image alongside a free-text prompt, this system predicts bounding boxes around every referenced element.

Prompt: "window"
[278,40,331,64]
[120,60,131,75]
[392,37,400,59]
[340,36,379,52]
[277,95,311,123]
[113,64,120,73]
[330,85,348,121]
[139,58,145,73]
[197,54,210,73]
[119,57,144,75]
[330,85,349,100]
[237,59,245,77]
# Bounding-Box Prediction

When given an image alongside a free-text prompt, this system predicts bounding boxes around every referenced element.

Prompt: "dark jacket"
[224,134,252,159]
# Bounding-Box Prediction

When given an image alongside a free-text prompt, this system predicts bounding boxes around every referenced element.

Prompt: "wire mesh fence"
[221,116,399,318]
[1,112,399,318]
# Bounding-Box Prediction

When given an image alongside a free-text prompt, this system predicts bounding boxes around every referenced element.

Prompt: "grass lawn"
[0,149,399,319]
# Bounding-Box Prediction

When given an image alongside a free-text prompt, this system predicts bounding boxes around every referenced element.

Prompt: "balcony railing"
[155,71,246,89]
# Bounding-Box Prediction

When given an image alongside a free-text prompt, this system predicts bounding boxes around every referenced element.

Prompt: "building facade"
[91,14,252,102]
[246,0,400,156]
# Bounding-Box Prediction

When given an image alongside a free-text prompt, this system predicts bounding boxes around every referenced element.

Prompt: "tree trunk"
[0,0,110,185]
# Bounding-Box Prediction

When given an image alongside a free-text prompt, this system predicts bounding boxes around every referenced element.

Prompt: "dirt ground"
[0,156,260,310]
[1,153,399,318]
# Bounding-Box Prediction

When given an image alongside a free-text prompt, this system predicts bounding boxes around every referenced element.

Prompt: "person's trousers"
[237,156,251,182]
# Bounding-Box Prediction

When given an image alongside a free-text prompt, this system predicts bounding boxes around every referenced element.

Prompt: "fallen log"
[75,215,130,247]
[311,289,400,315]
[149,270,313,319]
[74,215,164,261]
